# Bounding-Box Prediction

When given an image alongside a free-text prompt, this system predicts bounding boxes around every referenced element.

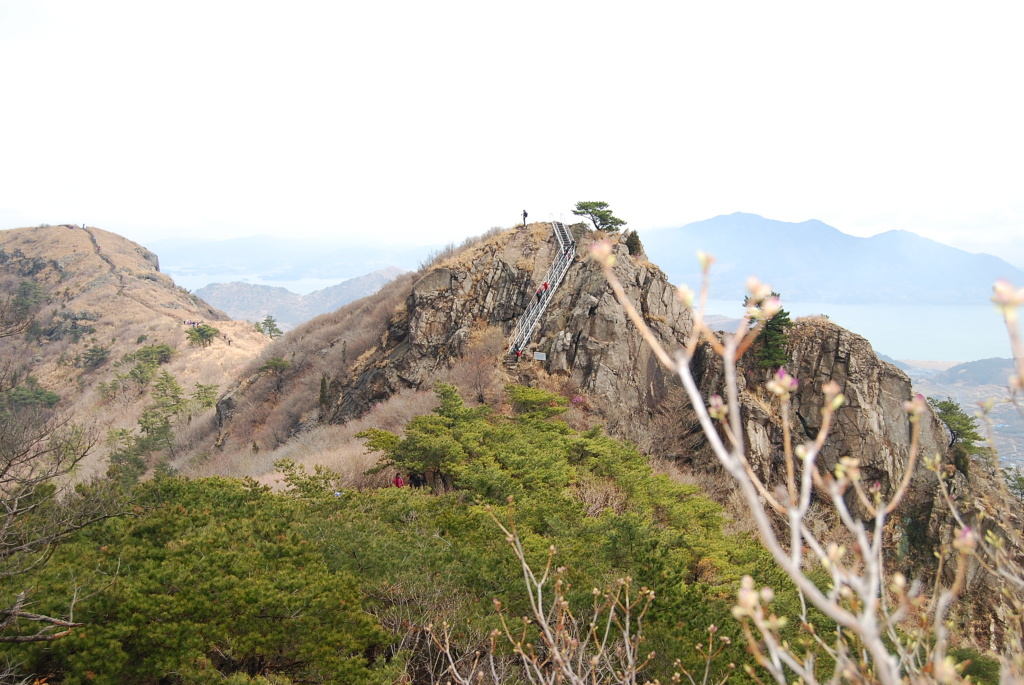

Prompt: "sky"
[2,1,1023,267]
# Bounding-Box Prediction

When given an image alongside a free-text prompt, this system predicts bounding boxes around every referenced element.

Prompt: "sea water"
[704,300,1012,363]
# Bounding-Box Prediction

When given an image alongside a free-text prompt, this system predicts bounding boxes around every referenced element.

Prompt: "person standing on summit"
[522,209,528,227]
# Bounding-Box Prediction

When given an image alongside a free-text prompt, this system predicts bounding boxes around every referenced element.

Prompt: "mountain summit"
[204,222,951,539]
[641,212,1023,304]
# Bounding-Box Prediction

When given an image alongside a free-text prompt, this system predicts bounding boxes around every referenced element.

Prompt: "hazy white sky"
[2,1,1022,266]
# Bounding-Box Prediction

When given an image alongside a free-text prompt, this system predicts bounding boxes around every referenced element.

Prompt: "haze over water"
[706,300,1009,363]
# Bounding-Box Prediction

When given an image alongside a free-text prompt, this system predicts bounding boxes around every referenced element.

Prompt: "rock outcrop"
[327,224,693,426]
[695,319,948,553]
[323,223,951,536]
[787,320,946,519]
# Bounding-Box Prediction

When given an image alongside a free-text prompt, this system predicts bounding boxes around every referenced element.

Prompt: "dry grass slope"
[0,224,269,477]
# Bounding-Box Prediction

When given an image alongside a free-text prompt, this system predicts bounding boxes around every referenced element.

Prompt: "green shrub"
[624,229,643,256]
[186,323,220,348]
[80,344,110,369]
[14,477,395,684]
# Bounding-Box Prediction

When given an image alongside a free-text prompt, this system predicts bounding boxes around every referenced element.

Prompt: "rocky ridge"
[696,319,948,544]
[325,224,694,426]
[313,223,953,531]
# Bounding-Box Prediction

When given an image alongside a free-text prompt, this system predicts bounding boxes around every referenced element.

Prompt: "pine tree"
[572,201,627,232]
[744,292,792,369]
[258,314,283,338]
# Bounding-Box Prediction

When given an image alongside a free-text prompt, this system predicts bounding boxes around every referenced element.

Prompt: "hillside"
[194,223,956,546]
[641,212,1024,304]
[3,222,1020,682]
[0,224,269,477]
[905,357,1024,463]
[195,267,404,328]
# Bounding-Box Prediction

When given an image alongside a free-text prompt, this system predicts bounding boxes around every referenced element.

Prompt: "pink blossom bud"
[992,279,1024,307]
[697,251,715,271]
[991,279,1024,324]
[708,394,727,420]
[836,457,860,481]
[823,380,841,402]
[766,368,798,396]
[953,526,978,554]
[761,297,782,319]
[746,276,772,302]
[934,656,958,684]
[590,240,615,267]
[676,284,695,308]
[736,583,758,612]
[902,393,927,418]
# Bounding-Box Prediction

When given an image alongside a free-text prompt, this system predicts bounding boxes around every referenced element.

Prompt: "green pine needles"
[744,291,793,369]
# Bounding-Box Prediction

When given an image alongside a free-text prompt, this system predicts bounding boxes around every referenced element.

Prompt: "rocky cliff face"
[326,224,694,426]
[323,223,950,533]
[787,320,946,521]
[694,318,948,544]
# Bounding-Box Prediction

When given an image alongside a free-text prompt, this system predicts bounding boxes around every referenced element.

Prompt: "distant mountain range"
[146,235,430,290]
[195,267,404,328]
[640,213,1023,305]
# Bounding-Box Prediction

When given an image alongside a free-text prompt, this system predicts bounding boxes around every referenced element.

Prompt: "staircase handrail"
[507,222,576,354]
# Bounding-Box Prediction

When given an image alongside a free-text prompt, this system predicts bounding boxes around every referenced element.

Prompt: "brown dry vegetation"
[0,225,269,477]
[181,224,539,477]
[185,317,521,485]
[181,270,421,463]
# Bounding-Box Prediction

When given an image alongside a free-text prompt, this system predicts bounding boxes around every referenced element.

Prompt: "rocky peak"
[323,224,950,528]
[696,317,947,533]
[327,223,693,424]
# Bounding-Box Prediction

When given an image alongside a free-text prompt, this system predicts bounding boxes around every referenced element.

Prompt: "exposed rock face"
[324,223,947,537]
[697,319,946,534]
[538,242,693,420]
[692,317,946,540]
[788,321,946,517]
[327,224,694,426]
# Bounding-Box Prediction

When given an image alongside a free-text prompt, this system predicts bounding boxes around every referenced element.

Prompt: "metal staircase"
[508,222,576,355]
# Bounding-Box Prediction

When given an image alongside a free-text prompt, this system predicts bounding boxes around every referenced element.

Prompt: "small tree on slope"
[572,201,626,232]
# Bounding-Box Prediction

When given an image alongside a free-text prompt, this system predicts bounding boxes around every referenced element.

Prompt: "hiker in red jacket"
[392,473,405,488]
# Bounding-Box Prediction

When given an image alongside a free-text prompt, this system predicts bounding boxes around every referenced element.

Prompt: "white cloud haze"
[1,1,1022,266]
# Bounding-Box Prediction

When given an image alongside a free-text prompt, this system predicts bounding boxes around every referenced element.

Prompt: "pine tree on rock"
[572,201,627,232]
